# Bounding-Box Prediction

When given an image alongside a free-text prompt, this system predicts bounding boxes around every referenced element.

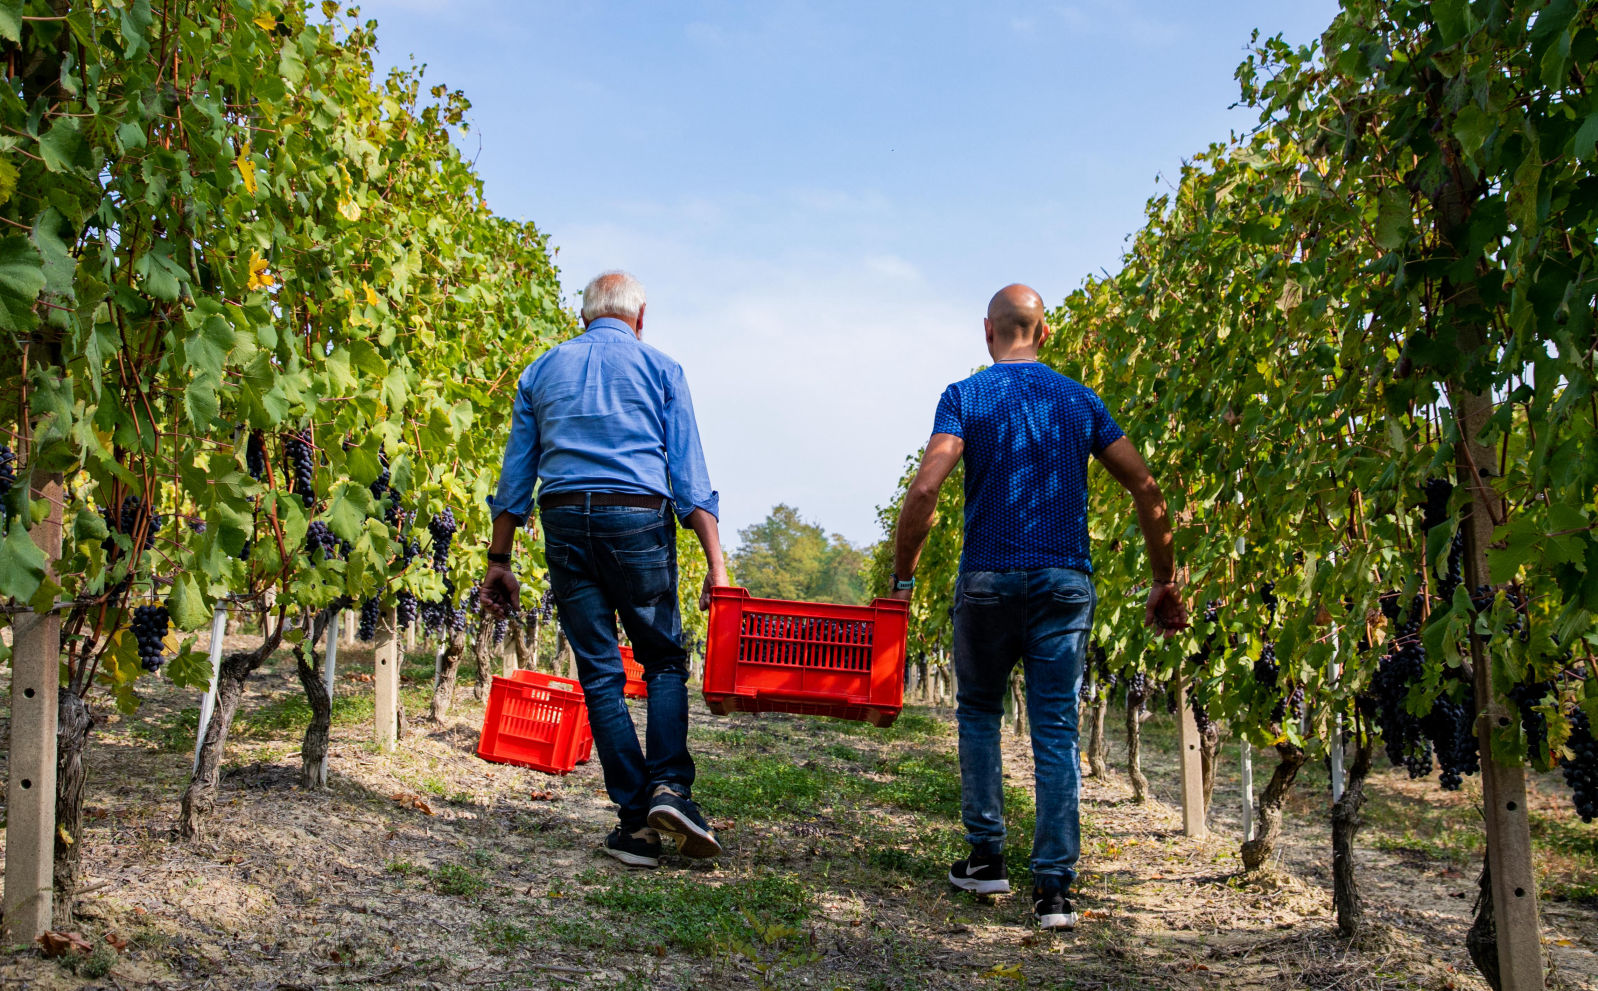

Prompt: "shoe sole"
[1036,912,1077,930]
[647,805,723,859]
[601,846,659,869]
[948,872,1011,895]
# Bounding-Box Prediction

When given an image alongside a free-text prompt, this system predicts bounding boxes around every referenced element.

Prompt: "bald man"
[890,284,1187,930]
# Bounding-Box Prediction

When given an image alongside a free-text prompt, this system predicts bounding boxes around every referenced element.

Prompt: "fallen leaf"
[529,789,555,801]
[105,932,129,952]
[391,792,435,815]
[37,931,93,958]
[981,962,1024,980]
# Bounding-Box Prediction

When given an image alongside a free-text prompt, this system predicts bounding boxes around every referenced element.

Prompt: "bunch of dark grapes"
[132,604,170,672]
[1281,684,1305,723]
[385,500,405,530]
[1253,642,1279,688]
[369,449,390,502]
[357,597,381,641]
[103,495,163,554]
[1260,582,1278,620]
[1562,708,1598,823]
[1424,686,1479,790]
[284,430,315,507]
[1190,680,1213,734]
[0,444,16,509]
[539,589,556,622]
[396,590,418,628]
[187,518,207,533]
[246,431,267,481]
[429,508,458,573]
[1164,682,1179,715]
[1420,477,1452,532]
[1371,625,1429,776]
[493,617,509,645]
[1509,680,1554,765]
[449,607,469,634]
[1125,672,1149,712]
[306,520,340,560]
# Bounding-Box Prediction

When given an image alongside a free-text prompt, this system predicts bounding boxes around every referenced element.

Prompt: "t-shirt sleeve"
[1088,390,1125,454]
[932,384,963,438]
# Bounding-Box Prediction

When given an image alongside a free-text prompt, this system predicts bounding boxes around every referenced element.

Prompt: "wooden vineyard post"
[3,475,63,942]
[374,607,400,751]
[192,604,231,776]
[1174,669,1206,837]
[1240,740,1255,843]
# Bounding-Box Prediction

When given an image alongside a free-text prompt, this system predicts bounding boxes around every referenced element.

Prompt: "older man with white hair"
[481,271,729,868]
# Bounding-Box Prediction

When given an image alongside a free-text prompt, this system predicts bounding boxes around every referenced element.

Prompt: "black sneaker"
[646,787,723,859]
[602,826,660,868]
[1032,876,1076,930]
[948,851,1010,895]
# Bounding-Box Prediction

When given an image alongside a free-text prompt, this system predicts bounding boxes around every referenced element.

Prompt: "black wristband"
[487,551,512,565]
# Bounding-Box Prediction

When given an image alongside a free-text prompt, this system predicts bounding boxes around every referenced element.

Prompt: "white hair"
[580,270,647,323]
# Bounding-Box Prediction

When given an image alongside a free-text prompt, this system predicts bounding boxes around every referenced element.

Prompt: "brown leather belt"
[539,492,668,510]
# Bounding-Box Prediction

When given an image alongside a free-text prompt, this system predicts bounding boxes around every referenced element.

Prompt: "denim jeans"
[952,567,1095,885]
[542,501,693,829]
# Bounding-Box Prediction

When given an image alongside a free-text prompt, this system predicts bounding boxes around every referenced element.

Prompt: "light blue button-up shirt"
[488,318,720,523]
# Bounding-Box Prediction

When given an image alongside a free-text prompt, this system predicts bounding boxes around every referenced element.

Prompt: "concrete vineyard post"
[192,604,231,776]
[1240,740,1254,843]
[322,612,342,779]
[1175,670,1206,837]
[2,476,64,942]
[374,607,400,751]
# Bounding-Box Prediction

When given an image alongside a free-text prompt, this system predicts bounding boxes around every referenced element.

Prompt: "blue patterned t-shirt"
[932,363,1124,574]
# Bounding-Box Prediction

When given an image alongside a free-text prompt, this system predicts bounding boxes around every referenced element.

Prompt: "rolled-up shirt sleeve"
[662,363,720,520]
[487,365,542,523]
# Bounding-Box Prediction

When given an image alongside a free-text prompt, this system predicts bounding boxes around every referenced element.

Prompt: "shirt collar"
[584,317,637,339]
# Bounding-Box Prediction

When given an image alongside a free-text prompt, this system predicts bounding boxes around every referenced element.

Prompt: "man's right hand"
[481,563,521,617]
[1145,582,1189,636]
[699,565,729,611]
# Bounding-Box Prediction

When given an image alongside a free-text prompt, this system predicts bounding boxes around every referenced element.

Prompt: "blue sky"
[360,0,1341,549]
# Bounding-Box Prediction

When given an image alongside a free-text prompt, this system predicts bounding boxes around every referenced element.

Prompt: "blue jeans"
[953,568,1095,885]
[542,501,693,829]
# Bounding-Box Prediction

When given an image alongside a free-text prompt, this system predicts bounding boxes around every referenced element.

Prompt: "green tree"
[731,504,869,604]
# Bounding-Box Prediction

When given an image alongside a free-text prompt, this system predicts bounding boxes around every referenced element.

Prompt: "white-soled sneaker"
[1032,877,1077,930]
[948,852,1010,895]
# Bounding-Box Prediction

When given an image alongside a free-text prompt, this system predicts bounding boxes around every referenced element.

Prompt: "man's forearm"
[488,511,521,558]
[892,487,938,578]
[1132,486,1176,583]
[685,508,727,578]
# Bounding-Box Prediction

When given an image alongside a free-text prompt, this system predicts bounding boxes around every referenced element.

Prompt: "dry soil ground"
[2,632,1596,990]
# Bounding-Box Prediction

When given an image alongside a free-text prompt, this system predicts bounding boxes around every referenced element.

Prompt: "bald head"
[986,284,1048,345]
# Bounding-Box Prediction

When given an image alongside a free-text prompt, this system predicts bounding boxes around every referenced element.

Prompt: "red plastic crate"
[619,645,647,699]
[478,671,591,774]
[702,587,909,727]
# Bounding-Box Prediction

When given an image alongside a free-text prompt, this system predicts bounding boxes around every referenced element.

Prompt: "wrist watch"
[487,551,511,565]
[890,572,915,591]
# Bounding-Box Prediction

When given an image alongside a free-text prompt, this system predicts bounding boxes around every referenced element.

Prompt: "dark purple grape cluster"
[1561,708,1598,823]
[306,520,341,560]
[1424,687,1479,791]
[449,607,469,634]
[1260,582,1278,620]
[539,588,556,622]
[1190,679,1213,734]
[103,495,163,554]
[246,431,267,481]
[187,518,207,533]
[428,508,458,573]
[0,444,16,507]
[1509,680,1554,765]
[132,604,170,672]
[396,590,418,628]
[369,449,390,501]
[1420,477,1452,531]
[1253,642,1279,688]
[284,430,315,508]
[358,597,381,641]
[1125,672,1149,711]
[493,617,509,645]
[1371,624,1429,775]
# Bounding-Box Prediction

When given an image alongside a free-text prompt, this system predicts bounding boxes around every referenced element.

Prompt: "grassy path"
[2,640,1596,989]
